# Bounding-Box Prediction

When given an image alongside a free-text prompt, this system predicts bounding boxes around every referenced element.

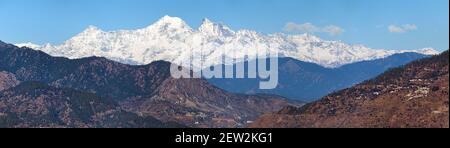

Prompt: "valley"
[250,51,449,128]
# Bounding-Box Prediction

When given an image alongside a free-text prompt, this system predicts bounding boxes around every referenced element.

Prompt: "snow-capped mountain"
[15,42,41,50]
[16,15,439,68]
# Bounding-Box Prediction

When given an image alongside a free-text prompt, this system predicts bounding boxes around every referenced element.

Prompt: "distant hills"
[208,53,429,101]
[1,41,301,128]
[250,50,449,128]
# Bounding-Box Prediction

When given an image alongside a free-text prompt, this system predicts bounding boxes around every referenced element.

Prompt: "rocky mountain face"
[0,41,301,128]
[250,51,449,128]
[0,82,184,128]
[208,53,428,101]
[0,71,20,91]
[122,77,298,127]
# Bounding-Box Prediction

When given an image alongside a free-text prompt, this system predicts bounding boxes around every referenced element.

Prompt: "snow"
[15,42,41,49]
[15,16,440,68]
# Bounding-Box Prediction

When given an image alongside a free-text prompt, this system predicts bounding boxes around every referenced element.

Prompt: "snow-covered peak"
[289,33,322,43]
[200,18,214,25]
[15,42,41,49]
[199,18,235,36]
[148,15,192,32]
[81,25,103,34]
[158,15,185,24]
[414,48,440,55]
[85,25,101,31]
[18,16,440,68]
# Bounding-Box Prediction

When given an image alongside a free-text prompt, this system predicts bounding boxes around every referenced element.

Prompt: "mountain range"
[208,53,429,101]
[250,50,449,128]
[2,16,446,128]
[0,81,188,128]
[16,16,438,68]
[1,41,302,128]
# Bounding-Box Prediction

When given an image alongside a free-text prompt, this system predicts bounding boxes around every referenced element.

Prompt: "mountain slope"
[1,41,301,128]
[16,16,438,68]
[1,42,176,99]
[250,51,449,128]
[0,71,20,91]
[0,82,184,128]
[122,76,300,127]
[208,52,428,101]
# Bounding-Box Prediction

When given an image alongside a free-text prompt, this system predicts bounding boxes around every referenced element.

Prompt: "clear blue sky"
[0,0,448,51]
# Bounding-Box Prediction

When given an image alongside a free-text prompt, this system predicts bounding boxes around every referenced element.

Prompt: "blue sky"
[0,0,448,51]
